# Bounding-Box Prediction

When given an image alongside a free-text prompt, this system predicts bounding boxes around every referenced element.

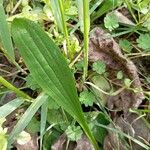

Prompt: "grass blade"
[40,101,48,150]
[50,0,63,32]
[124,0,138,23]
[83,0,90,81]
[57,0,70,57]
[0,2,14,59]
[71,0,103,34]
[91,0,119,22]
[0,98,24,118]
[96,123,150,149]
[45,0,70,57]
[8,93,48,145]
[11,18,99,150]
[76,0,84,32]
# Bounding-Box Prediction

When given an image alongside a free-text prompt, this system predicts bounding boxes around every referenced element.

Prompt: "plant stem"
[0,47,26,74]
[83,0,90,81]
[58,0,71,57]
[11,0,22,14]
[0,76,31,100]
[70,0,102,35]
[124,0,138,23]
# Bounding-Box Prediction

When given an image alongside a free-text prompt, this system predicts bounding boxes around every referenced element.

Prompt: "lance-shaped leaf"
[11,18,99,150]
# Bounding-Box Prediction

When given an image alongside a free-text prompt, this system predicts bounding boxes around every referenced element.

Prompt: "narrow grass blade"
[57,0,70,57]
[8,93,48,145]
[12,18,99,150]
[76,0,84,32]
[0,2,14,59]
[91,0,119,22]
[124,0,138,23]
[40,101,48,150]
[45,0,70,56]
[71,0,103,34]
[50,0,63,32]
[0,98,24,118]
[83,0,90,81]
[96,123,150,149]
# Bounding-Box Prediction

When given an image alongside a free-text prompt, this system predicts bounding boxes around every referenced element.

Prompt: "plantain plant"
[11,18,100,150]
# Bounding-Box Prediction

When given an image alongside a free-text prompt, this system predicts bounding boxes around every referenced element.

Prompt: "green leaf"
[11,18,99,150]
[22,0,29,6]
[0,134,7,150]
[0,98,24,119]
[43,129,61,150]
[70,0,103,34]
[138,0,150,14]
[47,97,60,109]
[70,35,81,54]
[146,76,150,84]
[8,93,48,145]
[104,12,119,31]
[143,16,150,31]
[124,78,132,87]
[137,34,150,50]
[45,0,62,31]
[76,0,84,32]
[91,76,111,105]
[92,112,109,144]
[11,18,81,118]
[40,101,48,150]
[83,0,90,80]
[79,90,95,107]
[65,125,83,141]
[119,39,132,53]
[65,5,78,16]
[117,71,123,80]
[26,117,40,134]
[75,60,84,71]
[0,118,7,150]
[0,0,3,5]
[49,0,64,32]
[0,3,14,59]
[47,109,67,124]
[25,74,40,90]
[91,0,122,22]
[92,60,106,75]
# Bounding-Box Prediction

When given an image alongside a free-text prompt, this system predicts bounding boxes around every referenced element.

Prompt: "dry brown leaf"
[51,134,93,150]
[103,113,150,150]
[89,28,148,149]
[89,27,144,111]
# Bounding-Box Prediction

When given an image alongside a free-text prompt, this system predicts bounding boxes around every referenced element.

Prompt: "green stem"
[58,0,71,57]
[11,0,22,14]
[83,0,90,81]
[0,47,26,74]
[0,76,31,100]
[124,0,138,23]
[70,0,103,35]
